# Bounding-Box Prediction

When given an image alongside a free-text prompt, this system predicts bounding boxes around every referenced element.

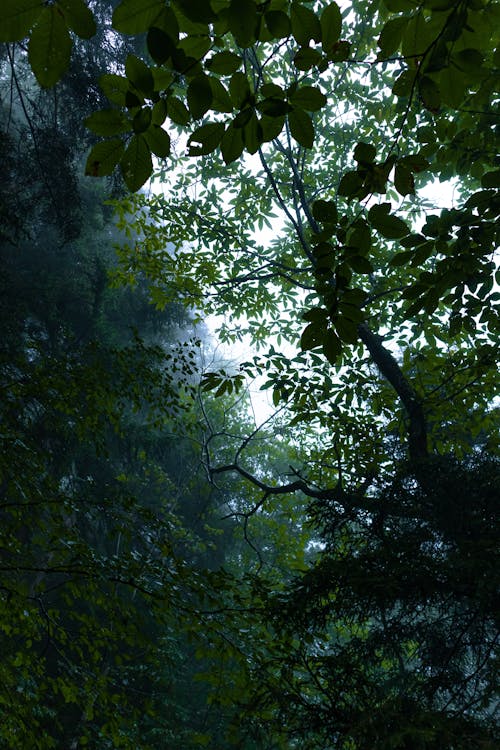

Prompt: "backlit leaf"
[206,51,242,75]
[120,134,153,191]
[28,6,72,87]
[322,328,342,362]
[144,125,171,158]
[221,124,245,164]
[0,0,42,42]
[85,109,131,136]
[85,138,125,177]
[289,109,314,149]
[320,2,342,54]
[188,122,225,156]
[291,2,321,46]
[112,0,164,34]
[187,75,213,119]
[265,10,291,39]
[227,0,258,48]
[58,0,96,39]
[289,86,326,112]
[369,203,409,239]
[378,16,407,59]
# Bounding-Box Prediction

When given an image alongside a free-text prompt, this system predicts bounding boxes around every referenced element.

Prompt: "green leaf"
[392,69,416,97]
[85,109,131,136]
[312,200,338,224]
[243,112,263,154]
[220,124,245,164]
[265,10,291,39]
[338,171,364,199]
[187,75,213,119]
[394,163,415,196]
[293,47,322,71]
[322,328,342,362]
[120,134,153,191]
[302,307,329,323]
[125,54,154,96]
[147,27,176,65]
[289,86,326,112]
[389,250,414,267]
[354,142,376,164]
[229,72,251,108]
[291,2,321,47]
[227,0,258,48]
[419,75,440,111]
[208,77,233,113]
[453,48,484,73]
[378,17,407,59]
[206,51,242,75]
[258,98,291,117]
[28,6,72,87]
[188,122,225,156]
[368,203,409,239]
[99,73,129,106]
[346,255,374,274]
[0,0,42,42]
[178,33,211,60]
[437,67,466,109]
[300,322,325,351]
[167,96,191,126]
[144,125,171,158]
[481,170,500,188]
[112,0,164,34]
[334,315,358,344]
[320,2,342,54]
[288,109,314,149]
[58,0,96,39]
[85,138,125,177]
[176,0,215,24]
[152,98,167,125]
[133,106,152,133]
[260,114,286,142]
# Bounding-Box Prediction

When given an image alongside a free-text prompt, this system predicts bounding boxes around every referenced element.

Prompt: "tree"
[1,0,498,748]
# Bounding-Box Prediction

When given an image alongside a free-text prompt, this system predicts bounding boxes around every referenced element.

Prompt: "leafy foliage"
[1,0,499,747]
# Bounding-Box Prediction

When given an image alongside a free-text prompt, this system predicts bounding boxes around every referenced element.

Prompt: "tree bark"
[357,322,428,461]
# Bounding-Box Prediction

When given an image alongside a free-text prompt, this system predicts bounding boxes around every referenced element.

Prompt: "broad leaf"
[291,2,321,46]
[144,126,171,158]
[265,10,291,39]
[206,51,242,75]
[368,203,409,239]
[288,109,314,149]
[120,134,153,191]
[320,2,342,54]
[0,0,42,42]
[322,327,342,362]
[85,109,131,136]
[112,0,164,34]
[28,6,72,87]
[378,17,407,59]
[289,86,327,112]
[220,125,245,164]
[227,0,258,48]
[312,200,338,224]
[125,55,154,97]
[85,138,125,177]
[188,123,225,156]
[187,75,213,119]
[58,0,96,39]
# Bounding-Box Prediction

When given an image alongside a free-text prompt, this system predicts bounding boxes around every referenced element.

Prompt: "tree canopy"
[1,0,499,748]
